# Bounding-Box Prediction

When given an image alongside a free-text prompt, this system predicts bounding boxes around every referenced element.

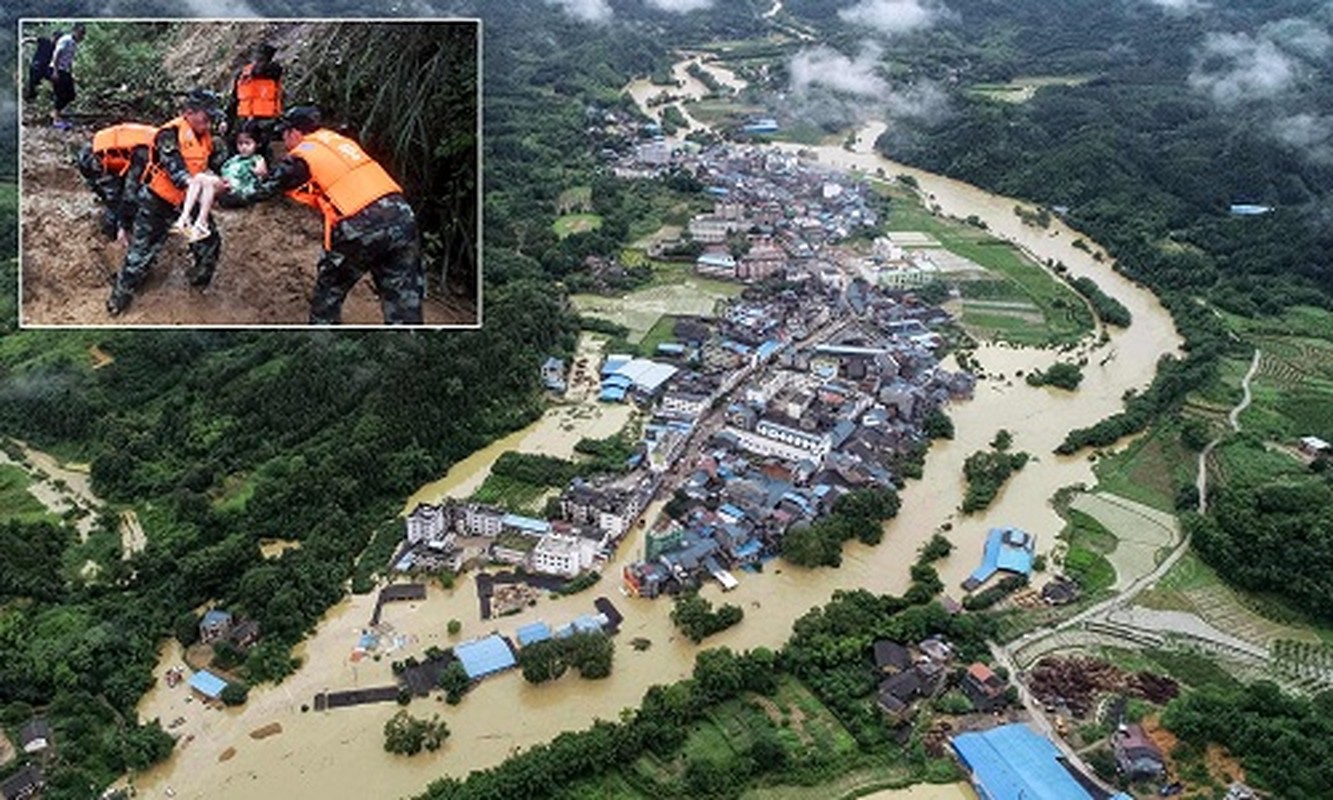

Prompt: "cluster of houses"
[872,636,1012,723]
[399,472,658,580]
[0,718,52,800]
[618,282,970,596]
[676,144,880,284]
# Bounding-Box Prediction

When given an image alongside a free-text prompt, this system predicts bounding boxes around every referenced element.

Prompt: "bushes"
[671,593,744,643]
[961,448,1030,513]
[780,487,902,567]
[1026,361,1083,390]
[384,710,451,756]
[518,632,614,683]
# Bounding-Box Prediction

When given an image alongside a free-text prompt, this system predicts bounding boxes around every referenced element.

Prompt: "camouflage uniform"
[76,142,148,240]
[108,120,225,315]
[310,194,423,325]
[246,114,423,325]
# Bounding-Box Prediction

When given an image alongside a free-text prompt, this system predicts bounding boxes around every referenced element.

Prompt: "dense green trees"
[781,487,902,567]
[517,632,614,683]
[961,447,1030,513]
[1025,362,1083,391]
[670,594,744,644]
[384,711,451,756]
[1187,479,1333,621]
[1163,682,1333,796]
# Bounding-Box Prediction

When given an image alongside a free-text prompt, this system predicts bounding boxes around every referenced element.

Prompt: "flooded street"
[128,82,1181,800]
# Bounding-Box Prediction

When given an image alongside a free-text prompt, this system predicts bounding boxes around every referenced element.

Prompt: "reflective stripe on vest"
[285,129,402,249]
[91,123,158,176]
[145,117,213,206]
[236,63,282,119]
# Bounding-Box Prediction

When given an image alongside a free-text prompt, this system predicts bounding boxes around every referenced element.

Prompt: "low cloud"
[785,43,949,131]
[838,0,948,35]
[1189,32,1301,106]
[1274,113,1333,164]
[790,44,889,98]
[644,0,715,11]
[1142,0,1207,14]
[544,0,613,23]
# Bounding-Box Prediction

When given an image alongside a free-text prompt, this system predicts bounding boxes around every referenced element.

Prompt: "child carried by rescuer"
[173,121,268,241]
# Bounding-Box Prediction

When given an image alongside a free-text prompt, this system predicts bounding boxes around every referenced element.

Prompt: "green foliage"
[220,682,249,706]
[781,488,901,567]
[670,593,744,644]
[1190,477,1333,622]
[0,519,74,602]
[961,448,1030,513]
[1163,682,1333,795]
[919,533,953,564]
[384,710,451,756]
[963,574,1029,611]
[933,689,974,715]
[447,619,462,636]
[439,660,471,704]
[1026,361,1084,390]
[518,632,614,683]
[555,570,602,596]
[923,407,955,440]
[1069,276,1132,328]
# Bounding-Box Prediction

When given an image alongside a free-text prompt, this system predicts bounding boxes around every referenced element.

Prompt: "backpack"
[32,32,60,69]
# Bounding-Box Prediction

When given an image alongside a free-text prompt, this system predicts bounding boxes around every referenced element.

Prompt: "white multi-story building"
[531,534,598,578]
[463,504,504,537]
[660,391,710,420]
[405,503,447,545]
[755,417,833,459]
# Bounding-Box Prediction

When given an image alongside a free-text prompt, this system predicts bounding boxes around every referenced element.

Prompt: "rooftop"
[952,723,1099,800]
[454,635,517,679]
[189,669,228,699]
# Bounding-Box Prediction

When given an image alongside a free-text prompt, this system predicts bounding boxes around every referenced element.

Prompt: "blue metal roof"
[189,670,228,699]
[657,342,686,355]
[201,609,232,627]
[952,724,1095,800]
[602,354,633,376]
[516,621,551,646]
[732,538,762,559]
[600,385,628,402]
[455,635,517,679]
[502,514,551,535]
[968,527,1035,586]
[756,340,783,361]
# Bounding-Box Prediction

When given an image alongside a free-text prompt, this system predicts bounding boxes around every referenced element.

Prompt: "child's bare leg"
[189,175,223,240]
[175,175,206,230]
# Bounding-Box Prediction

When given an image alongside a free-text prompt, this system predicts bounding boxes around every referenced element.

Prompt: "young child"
[173,121,268,241]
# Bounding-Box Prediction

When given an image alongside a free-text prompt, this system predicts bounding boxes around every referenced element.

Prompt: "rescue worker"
[76,121,157,242]
[247,106,423,325]
[226,43,283,156]
[107,89,228,317]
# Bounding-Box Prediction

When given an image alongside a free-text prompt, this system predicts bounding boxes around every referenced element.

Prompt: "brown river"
[124,88,1180,800]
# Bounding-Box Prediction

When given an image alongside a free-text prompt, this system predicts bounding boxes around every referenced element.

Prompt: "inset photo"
[19,19,480,327]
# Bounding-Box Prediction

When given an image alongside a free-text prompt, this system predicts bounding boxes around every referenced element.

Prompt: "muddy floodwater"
[127,110,1180,799]
[863,784,978,800]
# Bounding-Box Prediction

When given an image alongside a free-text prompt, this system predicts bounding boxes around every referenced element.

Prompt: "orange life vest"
[145,117,214,206]
[285,129,403,249]
[236,63,282,119]
[91,123,158,176]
